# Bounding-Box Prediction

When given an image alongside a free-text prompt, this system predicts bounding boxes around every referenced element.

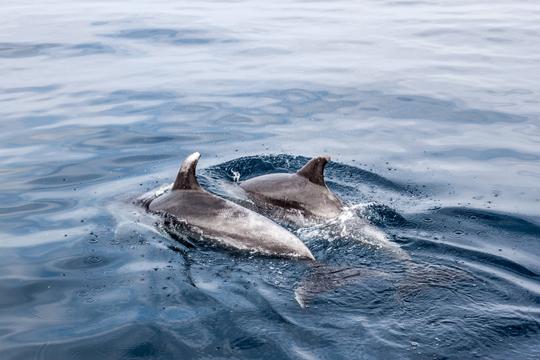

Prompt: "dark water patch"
[327,161,416,194]
[125,135,184,144]
[29,174,103,187]
[236,88,359,118]
[171,103,216,113]
[76,128,201,150]
[230,335,266,350]
[430,147,540,161]
[0,202,51,216]
[262,88,327,104]
[17,115,69,127]
[80,99,220,125]
[385,0,432,5]
[0,42,60,58]
[0,277,77,309]
[55,254,116,271]
[0,199,74,218]
[359,203,410,228]
[0,42,117,58]
[94,102,177,117]
[425,207,540,237]
[88,89,179,105]
[66,42,116,56]
[487,315,540,338]
[2,324,197,360]
[237,47,291,56]
[230,89,528,125]
[485,36,514,44]
[2,85,61,94]
[104,27,232,46]
[401,206,540,276]
[213,114,255,125]
[403,236,539,278]
[112,154,173,164]
[355,92,528,124]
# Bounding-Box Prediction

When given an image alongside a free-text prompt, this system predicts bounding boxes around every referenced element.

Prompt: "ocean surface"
[1,0,540,359]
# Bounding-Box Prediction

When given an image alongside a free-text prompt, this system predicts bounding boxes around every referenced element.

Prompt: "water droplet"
[86,255,102,264]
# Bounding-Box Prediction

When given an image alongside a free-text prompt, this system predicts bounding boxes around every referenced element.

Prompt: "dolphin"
[144,152,315,260]
[239,156,343,225]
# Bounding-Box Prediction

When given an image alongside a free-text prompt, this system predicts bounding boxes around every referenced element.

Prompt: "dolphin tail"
[294,264,390,308]
[297,156,330,186]
[172,152,202,191]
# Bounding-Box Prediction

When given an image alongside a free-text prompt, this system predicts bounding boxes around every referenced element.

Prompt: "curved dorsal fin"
[172,152,202,191]
[297,156,330,186]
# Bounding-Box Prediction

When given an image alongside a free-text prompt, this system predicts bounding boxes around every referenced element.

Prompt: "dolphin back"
[239,156,343,223]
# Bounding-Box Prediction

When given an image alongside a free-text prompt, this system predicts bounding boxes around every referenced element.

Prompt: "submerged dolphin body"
[145,152,315,260]
[239,156,343,225]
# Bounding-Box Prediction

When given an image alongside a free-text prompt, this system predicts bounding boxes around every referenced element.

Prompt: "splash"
[297,203,409,259]
[231,170,241,182]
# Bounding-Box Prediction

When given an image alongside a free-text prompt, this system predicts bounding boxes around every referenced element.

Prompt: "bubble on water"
[86,255,102,264]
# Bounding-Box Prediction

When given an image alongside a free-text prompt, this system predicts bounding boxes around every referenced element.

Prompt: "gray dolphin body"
[146,152,314,260]
[239,156,343,225]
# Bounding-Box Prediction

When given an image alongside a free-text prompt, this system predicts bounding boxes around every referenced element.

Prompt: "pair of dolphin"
[143,152,343,260]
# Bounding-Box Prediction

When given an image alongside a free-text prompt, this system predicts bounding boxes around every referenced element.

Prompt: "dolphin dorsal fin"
[172,152,202,191]
[297,156,330,186]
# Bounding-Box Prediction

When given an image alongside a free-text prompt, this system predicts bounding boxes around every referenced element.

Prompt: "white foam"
[298,203,409,259]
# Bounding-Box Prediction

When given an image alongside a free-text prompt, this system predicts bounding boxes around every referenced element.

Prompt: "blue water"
[1,0,540,359]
